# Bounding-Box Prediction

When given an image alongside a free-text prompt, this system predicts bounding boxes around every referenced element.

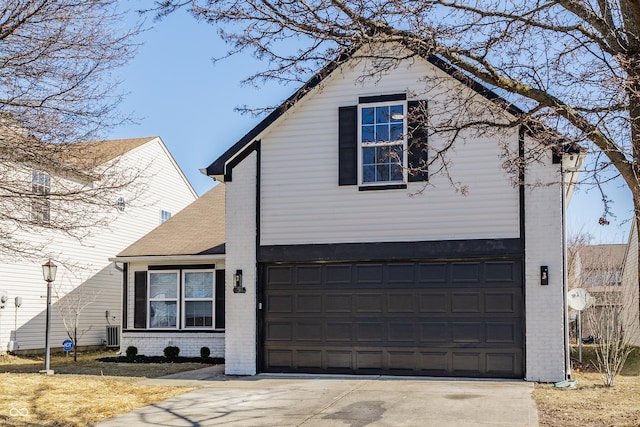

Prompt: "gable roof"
[577,244,626,271]
[62,136,158,169]
[116,184,225,258]
[206,44,530,179]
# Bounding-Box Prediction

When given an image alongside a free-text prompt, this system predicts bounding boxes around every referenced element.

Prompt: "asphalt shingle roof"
[117,184,225,257]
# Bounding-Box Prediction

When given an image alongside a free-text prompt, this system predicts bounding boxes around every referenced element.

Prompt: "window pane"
[185,301,213,327]
[376,106,390,123]
[391,163,404,181]
[377,163,390,181]
[362,125,375,143]
[389,144,403,163]
[185,272,213,298]
[150,301,176,328]
[390,104,404,122]
[363,147,375,164]
[149,273,177,298]
[390,124,403,141]
[362,107,374,124]
[374,146,385,164]
[363,164,376,183]
[375,124,389,142]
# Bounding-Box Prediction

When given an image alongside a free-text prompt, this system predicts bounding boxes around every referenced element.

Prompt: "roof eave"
[110,254,225,263]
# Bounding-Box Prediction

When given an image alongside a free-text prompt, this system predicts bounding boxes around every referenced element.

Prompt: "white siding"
[0,137,197,353]
[259,55,520,245]
[621,223,640,346]
[524,138,566,382]
[224,153,257,375]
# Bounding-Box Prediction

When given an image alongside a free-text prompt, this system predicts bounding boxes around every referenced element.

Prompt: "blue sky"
[109,6,633,245]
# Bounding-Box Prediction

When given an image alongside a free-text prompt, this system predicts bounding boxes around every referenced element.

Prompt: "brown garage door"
[261,260,524,378]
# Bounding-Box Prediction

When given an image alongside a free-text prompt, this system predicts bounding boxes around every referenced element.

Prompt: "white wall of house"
[222,47,569,380]
[259,52,520,246]
[523,138,566,382]
[621,223,640,346]
[0,137,197,353]
[224,152,258,375]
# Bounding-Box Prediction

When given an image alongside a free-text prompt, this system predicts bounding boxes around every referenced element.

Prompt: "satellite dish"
[567,288,595,311]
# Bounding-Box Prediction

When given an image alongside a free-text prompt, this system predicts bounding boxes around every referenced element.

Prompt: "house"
[111,185,226,357]
[0,136,197,354]
[619,224,640,347]
[568,244,626,340]
[199,42,584,382]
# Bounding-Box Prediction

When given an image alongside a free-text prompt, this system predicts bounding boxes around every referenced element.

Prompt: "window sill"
[358,184,407,191]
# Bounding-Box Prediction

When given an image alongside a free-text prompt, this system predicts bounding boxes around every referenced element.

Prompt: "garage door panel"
[262,260,523,378]
[418,263,448,282]
[451,293,482,312]
[357,322,384,342]
[296,295,322,313]
[388,294,416,313]
[452,323,483,343]
[327,322,352,341]
[296,265,322,284]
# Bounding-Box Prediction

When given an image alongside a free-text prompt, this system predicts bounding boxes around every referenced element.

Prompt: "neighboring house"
[620,223,640,347]
[203,42,583,382]
[568,244,626,339]
[0,136,197,353]
[111,185,226,357]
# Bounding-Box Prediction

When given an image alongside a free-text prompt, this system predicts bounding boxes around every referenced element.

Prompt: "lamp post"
[41,259,57,375]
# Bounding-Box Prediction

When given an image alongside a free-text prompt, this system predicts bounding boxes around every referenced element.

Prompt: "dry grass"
[0,350,210,426]
[534,346,640,427]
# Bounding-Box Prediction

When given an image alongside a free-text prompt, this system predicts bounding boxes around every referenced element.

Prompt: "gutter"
[109,254,225,263]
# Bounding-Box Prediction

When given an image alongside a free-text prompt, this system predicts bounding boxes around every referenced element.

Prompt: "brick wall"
[120,332,224,358]
[524,141,567,382]
[224,151,258,375]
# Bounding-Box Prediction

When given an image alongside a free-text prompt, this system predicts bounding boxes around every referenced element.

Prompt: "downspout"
[561,160,571,379]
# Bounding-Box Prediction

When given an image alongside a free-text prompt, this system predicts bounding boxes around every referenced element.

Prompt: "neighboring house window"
[161,210,171,223]
[183,270,214,328]
[31,169,50,223]
[148,271,179,328]
[146,269,216,329]
[359,102,406,184]
[338,95,428,188]
[116,196,126,212]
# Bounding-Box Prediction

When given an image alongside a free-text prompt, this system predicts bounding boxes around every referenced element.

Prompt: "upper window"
[359,102,407,185]
[161,210,171,223]
[31,169,51,223]
[116,196,126,212]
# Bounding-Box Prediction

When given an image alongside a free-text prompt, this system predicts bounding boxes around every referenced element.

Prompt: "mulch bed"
[98,355,224,364]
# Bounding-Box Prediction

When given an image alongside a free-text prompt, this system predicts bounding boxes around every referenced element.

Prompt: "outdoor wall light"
[233,269,246,293]
[540,265,549,286]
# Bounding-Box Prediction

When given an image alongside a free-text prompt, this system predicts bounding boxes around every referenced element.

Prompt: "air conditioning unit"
[106,325,120,348]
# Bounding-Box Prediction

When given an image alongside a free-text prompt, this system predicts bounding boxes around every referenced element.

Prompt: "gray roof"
[117,184,225,257]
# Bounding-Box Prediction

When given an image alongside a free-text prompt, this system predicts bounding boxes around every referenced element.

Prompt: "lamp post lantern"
[41,259,57,375]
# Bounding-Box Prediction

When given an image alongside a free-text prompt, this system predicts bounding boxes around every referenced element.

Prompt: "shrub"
[163,345,180,360]
[200,346,211,359]
[125,346,138,360]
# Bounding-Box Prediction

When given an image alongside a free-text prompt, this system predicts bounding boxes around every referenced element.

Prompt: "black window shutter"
[133,271,147,329]
[338,106,357,185]
[215,269,225,329]
[408,100,428,182]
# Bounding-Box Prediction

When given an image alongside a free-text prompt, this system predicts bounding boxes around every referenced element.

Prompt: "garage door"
[261,260,523,378]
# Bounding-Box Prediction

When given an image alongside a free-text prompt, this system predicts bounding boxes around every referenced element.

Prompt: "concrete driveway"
[97,367,539,426]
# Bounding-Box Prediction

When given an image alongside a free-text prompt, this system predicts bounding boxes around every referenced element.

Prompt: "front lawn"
[534,346,640,427]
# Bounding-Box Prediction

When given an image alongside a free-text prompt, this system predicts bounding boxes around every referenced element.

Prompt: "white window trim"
[357,100,408,187]
[182,269,215,330]
[148,270,179,329]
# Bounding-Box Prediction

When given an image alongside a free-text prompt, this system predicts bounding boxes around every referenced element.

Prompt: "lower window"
[148,269,215,329]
